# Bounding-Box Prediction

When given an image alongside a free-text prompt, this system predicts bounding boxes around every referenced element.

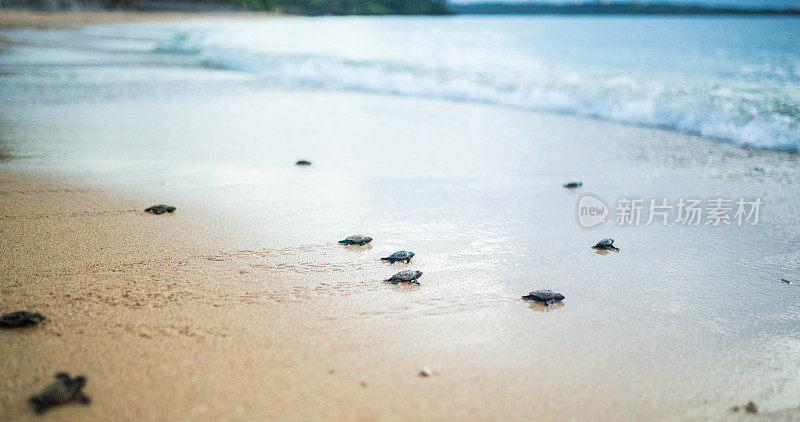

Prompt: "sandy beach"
[1,12,799,421]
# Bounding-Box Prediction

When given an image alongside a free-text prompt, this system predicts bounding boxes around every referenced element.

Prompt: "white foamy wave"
[157,23,800,152]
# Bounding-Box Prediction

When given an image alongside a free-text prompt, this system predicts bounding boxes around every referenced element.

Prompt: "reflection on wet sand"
[527,301,565,312]
[343,244,372,251]
[386,281,422,292]
[592,248,620,256]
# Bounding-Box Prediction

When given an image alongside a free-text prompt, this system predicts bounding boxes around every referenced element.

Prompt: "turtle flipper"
[78,393,91,405]
[406,258,411,263]
[544,299,554,306]
[29,397,50,414]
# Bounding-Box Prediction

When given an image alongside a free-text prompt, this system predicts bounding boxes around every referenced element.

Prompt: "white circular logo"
[577,194,609,228]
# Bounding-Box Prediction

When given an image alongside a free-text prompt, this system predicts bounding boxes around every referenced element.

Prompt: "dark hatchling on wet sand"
[29,373,91,414]
[563,181,583,189]
[522,290,565,306]
[144,204,176,215]
[384,270,423,284]
[0,311,45,328]
[592,238,619,251]
[338,235,373,246]
[381,251,414,264]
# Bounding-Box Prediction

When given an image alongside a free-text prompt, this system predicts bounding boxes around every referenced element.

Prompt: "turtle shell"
[342,235,372,244]
[522,290,565,302]
[593,239,617,250]
[29,373,89,414]
[385,270,422,283]
[0,311,45,328]
[144,205,176,215]
[387,251,413,259]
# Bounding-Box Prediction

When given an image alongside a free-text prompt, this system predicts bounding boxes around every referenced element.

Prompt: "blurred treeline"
[231,0,451,14]
[1,0,452,15]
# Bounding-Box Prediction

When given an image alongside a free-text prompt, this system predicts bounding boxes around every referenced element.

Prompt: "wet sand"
[2,17,800,421]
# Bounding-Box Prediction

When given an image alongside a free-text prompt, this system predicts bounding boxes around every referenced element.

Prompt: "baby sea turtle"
[0,311,45,328]
[296,160,312,166]
[563,182,583,189]
[338,235,373,246]
[522,290,565,306]
[29,373,90,414]
[384,270,423,284]
[381,251,414,264]
[144,204,176,215]
[592,238,619,251]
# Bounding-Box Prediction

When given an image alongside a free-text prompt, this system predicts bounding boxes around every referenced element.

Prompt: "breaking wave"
[157,17,800,151]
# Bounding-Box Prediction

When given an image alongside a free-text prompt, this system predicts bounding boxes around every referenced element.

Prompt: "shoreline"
[2,15,800,421]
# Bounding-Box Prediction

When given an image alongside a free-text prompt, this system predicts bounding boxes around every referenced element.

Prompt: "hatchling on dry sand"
[563,182,583,189]
[338,235,373,246]
[29,373,90,414]
[592,238,619,251]
[296,160,312,166]
[381,251,414,264]
[522,290,565,306]
[144,204,176,215]
[0,311,45,328]
[384,270,423,284]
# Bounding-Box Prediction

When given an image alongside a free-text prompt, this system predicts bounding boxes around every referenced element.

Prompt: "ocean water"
[145,16,800,151]
[2,16,799,151]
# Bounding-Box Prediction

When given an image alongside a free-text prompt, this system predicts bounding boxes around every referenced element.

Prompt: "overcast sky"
[451,0,800,7]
